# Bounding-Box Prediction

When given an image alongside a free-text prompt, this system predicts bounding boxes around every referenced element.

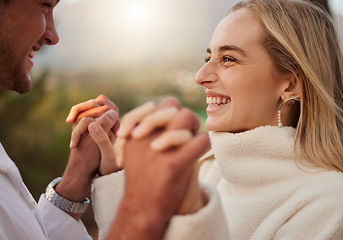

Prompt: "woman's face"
[196,8,291,133]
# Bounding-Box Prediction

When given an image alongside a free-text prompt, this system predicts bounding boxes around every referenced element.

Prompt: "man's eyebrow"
[207,45,247,57]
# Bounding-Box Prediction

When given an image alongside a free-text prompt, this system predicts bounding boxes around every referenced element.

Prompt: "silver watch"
[44,177,90,213]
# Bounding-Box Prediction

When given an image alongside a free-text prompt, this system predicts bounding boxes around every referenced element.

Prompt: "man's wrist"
[55,174,91,202]
[45,177,90,213]
[57,152,94,202]
[107,196,169,240]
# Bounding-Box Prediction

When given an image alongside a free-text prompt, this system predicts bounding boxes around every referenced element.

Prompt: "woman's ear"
[280,72,301,100]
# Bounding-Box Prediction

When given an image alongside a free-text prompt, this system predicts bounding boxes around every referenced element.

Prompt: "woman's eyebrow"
[207,45,247,57]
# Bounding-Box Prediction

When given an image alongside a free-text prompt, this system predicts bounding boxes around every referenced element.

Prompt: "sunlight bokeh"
[36,0,343,73]
[122,1,154,25]
[36,0,238,71]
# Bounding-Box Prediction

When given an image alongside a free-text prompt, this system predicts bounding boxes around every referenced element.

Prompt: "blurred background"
[0,0,341,238]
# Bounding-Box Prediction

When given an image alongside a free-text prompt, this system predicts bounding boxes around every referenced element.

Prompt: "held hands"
[67,95,121,175]
[65,95,210,231]
[105,98,210,239]
[67,96,207,177]
[114,98,201,167]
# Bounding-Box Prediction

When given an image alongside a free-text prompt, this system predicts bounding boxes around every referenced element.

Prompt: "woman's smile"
[206,96,231,113]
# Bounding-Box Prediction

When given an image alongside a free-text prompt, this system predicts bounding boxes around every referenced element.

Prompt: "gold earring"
[278,97,299,128]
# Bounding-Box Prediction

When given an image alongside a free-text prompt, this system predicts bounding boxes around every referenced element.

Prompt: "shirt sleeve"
[91,170,125,240]
[37,194,92,240]
[163,183,230,240]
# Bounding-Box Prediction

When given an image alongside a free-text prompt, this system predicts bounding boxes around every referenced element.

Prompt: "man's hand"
[55,95,119,220]
[66,94,120,148]
[105,98,210,240]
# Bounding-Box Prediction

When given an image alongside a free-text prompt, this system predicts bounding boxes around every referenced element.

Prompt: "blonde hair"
[230,0,343,172]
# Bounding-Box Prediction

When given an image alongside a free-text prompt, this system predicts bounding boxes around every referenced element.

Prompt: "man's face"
[0,0,59,94]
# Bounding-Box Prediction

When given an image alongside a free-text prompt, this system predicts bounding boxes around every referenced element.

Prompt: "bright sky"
[34,0,343,72]
[62,0,343,17]
[36,0,233,70]
[63,0,343,13]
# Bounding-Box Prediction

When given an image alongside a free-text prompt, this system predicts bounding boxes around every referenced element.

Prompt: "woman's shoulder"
[297,170,343,202]
[310,170,343,187]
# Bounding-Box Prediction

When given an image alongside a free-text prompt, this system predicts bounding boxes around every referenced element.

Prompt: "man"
[0,0,118,239]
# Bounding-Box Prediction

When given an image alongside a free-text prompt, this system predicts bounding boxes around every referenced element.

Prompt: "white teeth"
[206,97,230,106]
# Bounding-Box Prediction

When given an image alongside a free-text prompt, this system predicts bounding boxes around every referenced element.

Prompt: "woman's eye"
[204,56,236,63]
[223,56,236,62]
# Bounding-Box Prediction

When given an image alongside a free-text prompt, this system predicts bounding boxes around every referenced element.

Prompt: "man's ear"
[280,72,301,100]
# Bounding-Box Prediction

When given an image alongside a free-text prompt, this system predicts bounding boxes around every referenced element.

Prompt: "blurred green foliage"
[0,66,207,238]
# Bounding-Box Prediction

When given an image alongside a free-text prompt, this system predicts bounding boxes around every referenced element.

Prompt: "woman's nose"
[195,61,218,87]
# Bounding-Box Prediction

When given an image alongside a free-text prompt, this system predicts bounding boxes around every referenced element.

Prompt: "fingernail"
[132,126,144,138]
[151,139,164,151]
[89,123,99,134]
[69,140,74,149]
[66,115,71,123]
[116,128,124,137]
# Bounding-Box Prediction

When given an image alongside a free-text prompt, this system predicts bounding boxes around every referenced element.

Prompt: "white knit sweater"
[92,126,343,240]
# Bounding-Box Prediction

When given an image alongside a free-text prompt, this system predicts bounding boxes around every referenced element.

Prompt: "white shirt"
[0,143,92,240]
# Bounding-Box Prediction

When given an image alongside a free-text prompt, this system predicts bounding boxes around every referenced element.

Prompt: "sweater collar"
[209,126,316,196]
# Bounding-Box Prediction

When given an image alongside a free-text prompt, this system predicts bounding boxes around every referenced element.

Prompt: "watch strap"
[45,177,90,213]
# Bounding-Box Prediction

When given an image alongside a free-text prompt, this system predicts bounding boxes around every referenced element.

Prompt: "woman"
[68,0,343,239]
